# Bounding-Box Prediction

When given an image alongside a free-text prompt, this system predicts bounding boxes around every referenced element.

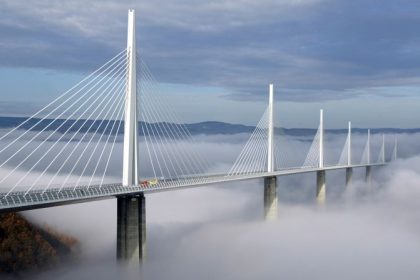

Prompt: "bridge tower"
[264,84,278,220]
[117,9,146,263]
[345,121,353,188]
[316,109,326,205]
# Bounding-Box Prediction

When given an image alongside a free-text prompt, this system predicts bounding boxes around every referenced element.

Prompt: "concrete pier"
[117,194,146,263]
[365,166,372,187]
[316,170,326,205]
[345,167,353,203]
[264,176,278,220]
[345,167,353,187]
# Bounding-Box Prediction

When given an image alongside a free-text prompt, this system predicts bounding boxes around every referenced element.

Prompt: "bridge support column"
[365,166,372,186]
[264,176,277,220]
[117,194,146,263]
[345,167,353,202]
[345,167,353,187]
[316,170,326,205]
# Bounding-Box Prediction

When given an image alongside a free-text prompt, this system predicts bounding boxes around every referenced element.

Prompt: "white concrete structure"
[122,9,139,187]
[317,109,326,205]
[267,84,274,173]
[118,10,145,263]
[319,109,324,169]
[264,84,278,220]
[347,121,352,166]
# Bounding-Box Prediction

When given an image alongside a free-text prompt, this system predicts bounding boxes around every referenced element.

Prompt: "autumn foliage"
[0,213,78,274]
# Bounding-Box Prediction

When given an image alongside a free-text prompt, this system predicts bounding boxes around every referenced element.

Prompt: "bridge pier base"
[365,166,372,188]
[264,176,277,220]
[117,194,146,263]
[345,167,353,187]
[316,170,326,205]
[345,167,353,203]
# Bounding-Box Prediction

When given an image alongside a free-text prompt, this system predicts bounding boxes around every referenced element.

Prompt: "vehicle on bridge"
[139,179,158,187]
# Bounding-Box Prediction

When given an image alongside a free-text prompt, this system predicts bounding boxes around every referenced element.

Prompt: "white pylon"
[122,9,139,186]
[267,84,274,173]
[319,109,324,168]
[347,121,351,166]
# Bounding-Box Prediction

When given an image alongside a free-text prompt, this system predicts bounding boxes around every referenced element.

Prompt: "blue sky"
[1,0,420,128]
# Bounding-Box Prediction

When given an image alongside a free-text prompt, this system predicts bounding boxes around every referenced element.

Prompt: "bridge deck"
[0,163,384,212]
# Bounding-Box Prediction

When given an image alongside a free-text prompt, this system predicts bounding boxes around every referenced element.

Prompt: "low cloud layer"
[5,131,417,279]
[0,127,401,193]
[24,155,420,280]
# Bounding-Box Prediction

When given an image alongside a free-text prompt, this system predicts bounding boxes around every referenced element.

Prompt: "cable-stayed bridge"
[0,10,397,262]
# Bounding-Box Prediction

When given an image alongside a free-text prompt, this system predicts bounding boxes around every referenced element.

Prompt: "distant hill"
[0,213,78,275]
[0,116,419,136]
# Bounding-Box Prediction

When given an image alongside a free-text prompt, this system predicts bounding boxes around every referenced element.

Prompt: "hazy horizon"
[11,130,420,280]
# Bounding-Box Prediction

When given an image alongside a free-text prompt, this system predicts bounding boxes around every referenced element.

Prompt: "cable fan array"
[136,55,212,188]
[274,130,308,170]
[228,108,270,175]
[338,133,350,166]
[227,106,313,176]
[302,126,321,168]
[0,47,399,200]
[227,109,395,177]
[0,50,128,196]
